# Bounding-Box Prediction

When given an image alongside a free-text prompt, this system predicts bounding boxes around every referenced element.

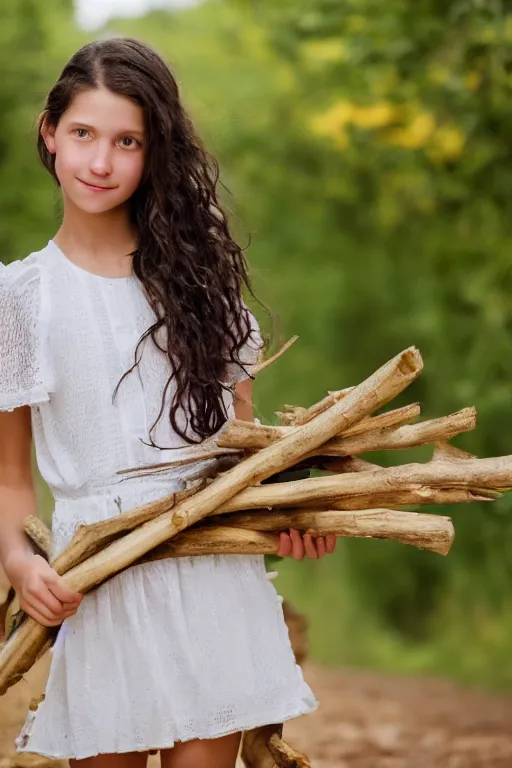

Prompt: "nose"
[89,141,113,177]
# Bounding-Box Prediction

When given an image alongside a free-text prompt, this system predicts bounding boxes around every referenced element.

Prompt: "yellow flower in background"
[310,103,350,147]
[311,100,396,146]
[302,39,348,65]
[311,99,465,162]
[387,112,435,149]
[428,126,465,163]
[351,102,397,129]
[310,101,355,147]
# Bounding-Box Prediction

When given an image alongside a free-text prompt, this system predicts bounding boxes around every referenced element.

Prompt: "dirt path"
[1,657,512,767]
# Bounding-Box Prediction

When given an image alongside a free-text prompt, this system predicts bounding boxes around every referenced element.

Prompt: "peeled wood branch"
[197,509,455,555]
[23,516,52,559]
[218,455,512,514]
[251,336,298,376]
[321,408,476,457]
[242,724,311,768]
[216,408,475,457]
[217,403,421,451]
[323,487,499,509]
[0,347,424,694]
[51,483,203,576]
[293,387,355,425]
[321,456,381,473]
[340,402,421,437]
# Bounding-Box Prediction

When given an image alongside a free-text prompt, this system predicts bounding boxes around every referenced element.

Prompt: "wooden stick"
[23,516,52,559]
[294,387,355,424]
[217,455,511,514]
[242,724,311,768]
[322,456,381,473]
[252,336,298,375]
[216,408,475,456]
[0,347,424,694]
[135,509,454,558]
[319,408,476,456]
[340,403,421,436]
[51,484,203,575]
[217,403,421,450]
[319,487,499,508]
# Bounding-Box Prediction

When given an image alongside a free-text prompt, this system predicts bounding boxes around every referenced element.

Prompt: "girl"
[0,38,335,767]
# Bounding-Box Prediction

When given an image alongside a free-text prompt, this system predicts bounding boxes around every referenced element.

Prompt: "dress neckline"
[49,239,135,282]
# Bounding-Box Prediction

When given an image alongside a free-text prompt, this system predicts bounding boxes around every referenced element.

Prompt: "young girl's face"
[42,86,146,215]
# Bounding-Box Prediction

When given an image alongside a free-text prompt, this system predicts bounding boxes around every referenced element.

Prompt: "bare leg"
[69,751,149,768]
[161,732,242,768]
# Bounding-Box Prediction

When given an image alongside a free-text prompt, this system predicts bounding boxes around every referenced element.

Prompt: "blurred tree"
[0,0,81,260]
[229,0,512,683]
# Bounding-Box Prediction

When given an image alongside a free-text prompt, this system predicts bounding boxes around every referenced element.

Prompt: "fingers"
[303,532,318,559]
[45,573,83,605]
[25,582,67,617]
[277,531,292,557]
[21,579,82,627]
[21,602,62,627]
[278,530,338,560]
[21,596,78,627]
[315,536,326,558]
[289,528,305,560]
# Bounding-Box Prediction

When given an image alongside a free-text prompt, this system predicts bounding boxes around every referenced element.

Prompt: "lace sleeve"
[224,305,263,385]
[0,260,51,411]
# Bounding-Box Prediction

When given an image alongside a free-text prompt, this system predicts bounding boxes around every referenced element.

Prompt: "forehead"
[63,86,145,132]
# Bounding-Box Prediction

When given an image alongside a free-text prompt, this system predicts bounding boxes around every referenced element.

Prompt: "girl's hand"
[277,528,337,560]
[10,554,83,627]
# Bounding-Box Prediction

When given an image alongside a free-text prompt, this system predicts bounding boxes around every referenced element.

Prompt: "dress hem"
[17,697,318,761]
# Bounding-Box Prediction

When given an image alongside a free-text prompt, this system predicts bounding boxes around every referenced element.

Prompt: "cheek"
[53,141,83,181]
[118,154,145,191]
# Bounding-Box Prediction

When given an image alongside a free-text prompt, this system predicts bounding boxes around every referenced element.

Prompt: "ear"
[40,115,57,155]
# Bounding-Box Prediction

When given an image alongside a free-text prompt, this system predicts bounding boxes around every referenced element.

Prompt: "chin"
[70,194,129,215]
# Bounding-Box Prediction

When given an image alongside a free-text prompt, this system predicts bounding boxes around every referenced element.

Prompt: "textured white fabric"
[0,259,52,410]
[1,241,317,760]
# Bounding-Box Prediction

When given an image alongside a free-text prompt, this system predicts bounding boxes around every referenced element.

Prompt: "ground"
[1,657,512,768]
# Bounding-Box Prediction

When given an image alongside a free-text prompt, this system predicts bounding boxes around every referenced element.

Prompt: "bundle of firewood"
[1,344,511,767]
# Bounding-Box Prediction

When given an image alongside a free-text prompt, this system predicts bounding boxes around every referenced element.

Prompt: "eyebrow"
[68,121,145,137]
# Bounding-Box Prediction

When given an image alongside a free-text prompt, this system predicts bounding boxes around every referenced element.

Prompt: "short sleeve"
[223,305,264,385]
[0,260,51,411]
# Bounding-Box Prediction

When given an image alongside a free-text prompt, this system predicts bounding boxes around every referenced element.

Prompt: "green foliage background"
[3,0,512,690]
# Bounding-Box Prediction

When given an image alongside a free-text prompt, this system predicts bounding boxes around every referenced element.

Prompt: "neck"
[53,195,138,277]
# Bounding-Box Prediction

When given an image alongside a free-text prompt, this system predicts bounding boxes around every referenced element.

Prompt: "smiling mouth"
[78,179,116,190]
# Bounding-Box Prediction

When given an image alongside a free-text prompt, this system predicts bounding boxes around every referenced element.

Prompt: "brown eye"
[120,137,138,148]
[75,128,89,139]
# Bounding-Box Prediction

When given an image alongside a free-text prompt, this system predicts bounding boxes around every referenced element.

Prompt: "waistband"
[51,458,219,503]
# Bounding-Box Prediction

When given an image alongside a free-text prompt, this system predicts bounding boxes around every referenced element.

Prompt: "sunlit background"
[3,0,512,704]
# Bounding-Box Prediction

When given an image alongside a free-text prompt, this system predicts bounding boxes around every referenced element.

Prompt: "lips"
[78,179,116,191]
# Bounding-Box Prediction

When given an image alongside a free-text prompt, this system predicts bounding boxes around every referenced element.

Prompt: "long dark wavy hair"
[38,37,265,446]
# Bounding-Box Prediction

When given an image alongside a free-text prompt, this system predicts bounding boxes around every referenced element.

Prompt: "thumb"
[44,571,82,603]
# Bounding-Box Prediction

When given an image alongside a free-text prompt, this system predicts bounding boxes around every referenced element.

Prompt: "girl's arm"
[0,408,82,626]
[233,380,336,560]
[233,378,254,422]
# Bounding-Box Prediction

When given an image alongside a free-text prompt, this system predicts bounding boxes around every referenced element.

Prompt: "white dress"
[0,240,317,760]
